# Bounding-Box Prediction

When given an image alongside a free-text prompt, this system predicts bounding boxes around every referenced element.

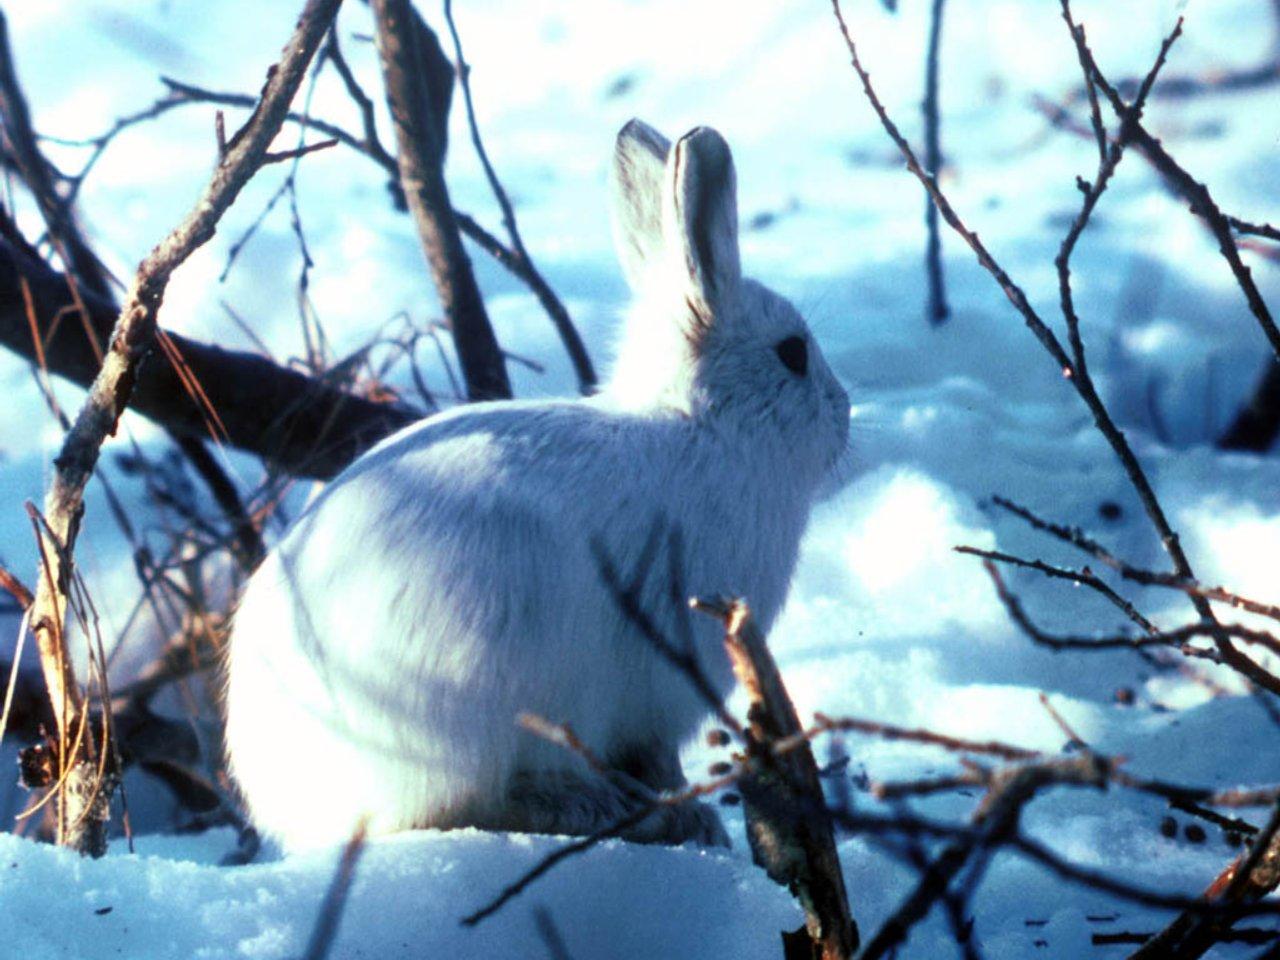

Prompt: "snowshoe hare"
[223,119,850,851]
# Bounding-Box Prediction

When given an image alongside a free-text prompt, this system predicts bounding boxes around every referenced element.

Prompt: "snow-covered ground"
[2,0,1280,956]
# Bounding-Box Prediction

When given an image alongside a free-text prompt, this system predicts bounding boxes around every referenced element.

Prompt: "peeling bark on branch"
[696,598,858,960]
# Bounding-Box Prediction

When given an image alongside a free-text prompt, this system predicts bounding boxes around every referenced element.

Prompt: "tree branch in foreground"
[26,0,345,856]
[694,597,858,960]
[115,74,592,384]
[921,0,949,325]
[441,0,597,394]
[830,0,1278,698]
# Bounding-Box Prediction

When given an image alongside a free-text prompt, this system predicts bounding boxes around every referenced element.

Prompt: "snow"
[0,828,799,959]
[3,0,1280,956]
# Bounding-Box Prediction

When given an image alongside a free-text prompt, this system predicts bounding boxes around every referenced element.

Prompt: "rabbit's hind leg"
[612,741,731,848]
[494,765,729,848]
[495,768,632,838]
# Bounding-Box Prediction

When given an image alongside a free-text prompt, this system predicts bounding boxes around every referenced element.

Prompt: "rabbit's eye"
[775,336,808,377]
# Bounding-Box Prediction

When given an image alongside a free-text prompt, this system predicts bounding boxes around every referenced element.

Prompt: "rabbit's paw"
[631,798,731,848]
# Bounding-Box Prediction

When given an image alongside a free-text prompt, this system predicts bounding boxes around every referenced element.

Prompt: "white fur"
[223,121,851,851]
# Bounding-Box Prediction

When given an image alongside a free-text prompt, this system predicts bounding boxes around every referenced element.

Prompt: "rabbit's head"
[607,119,850,486]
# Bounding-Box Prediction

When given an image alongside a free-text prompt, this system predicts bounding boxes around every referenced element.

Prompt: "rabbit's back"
[224,399,800,848]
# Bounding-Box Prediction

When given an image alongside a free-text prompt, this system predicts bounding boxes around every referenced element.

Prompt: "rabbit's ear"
[610,119,672,289]
[663,127,741,325]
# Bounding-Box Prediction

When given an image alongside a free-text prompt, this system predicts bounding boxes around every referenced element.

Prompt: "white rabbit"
[223,120,851,851]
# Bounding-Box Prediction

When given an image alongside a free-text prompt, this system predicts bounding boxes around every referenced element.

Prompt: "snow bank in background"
[2,0,1280,956]
[807,465,1003,635]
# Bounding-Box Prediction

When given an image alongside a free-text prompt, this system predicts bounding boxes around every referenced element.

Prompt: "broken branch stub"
[694,597,858,960]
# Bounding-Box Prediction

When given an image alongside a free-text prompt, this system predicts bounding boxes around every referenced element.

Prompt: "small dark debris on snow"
[1098,501,1123,521]
[1185,823,1207,844]
[603,73,636,99]
[95,907,113,916]
[1160,816,1178,838]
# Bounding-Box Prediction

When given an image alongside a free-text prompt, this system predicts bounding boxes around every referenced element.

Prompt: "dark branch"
[441,0,597,394]
[0,235,419,479]
[370,0,511,401]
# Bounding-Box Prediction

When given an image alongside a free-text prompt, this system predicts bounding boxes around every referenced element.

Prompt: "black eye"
[775,335,808,377]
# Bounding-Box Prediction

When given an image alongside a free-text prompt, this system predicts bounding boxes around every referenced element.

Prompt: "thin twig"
[955,544,1158,635]
[833,0,1274,696]
[1074,19,1280,364]
[984,561,1280,663]
[921,0,948,324]
[441,0,596,394]
[988,496,1280,624]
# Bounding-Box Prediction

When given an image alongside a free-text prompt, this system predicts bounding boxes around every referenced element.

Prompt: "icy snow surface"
[2,0,1280,956]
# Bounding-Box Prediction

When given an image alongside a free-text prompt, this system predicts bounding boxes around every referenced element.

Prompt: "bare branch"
[1229,217,1280,243]
[796,712,1040,763]
[988,496,1280,624]
[695,597,858,960]
[859,752,1111,959]
[261,136,338,165]
[922,0,948,325]
[370,0,511,401]
[1130,802,1280,959]
[1072,17,1280,365]
[26,0,344,854]
[829,0,1073,374]
[129,76,579,367]
[984,561,1280,665]
[955,544,1158,635]
[833,0,1275,695]
[0,11,114,305]
[0,235,419,479]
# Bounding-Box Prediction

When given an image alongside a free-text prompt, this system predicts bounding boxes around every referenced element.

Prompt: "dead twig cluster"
[458,528,1280,958]
[961,496,1280,684]
[465,575,1280,955]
